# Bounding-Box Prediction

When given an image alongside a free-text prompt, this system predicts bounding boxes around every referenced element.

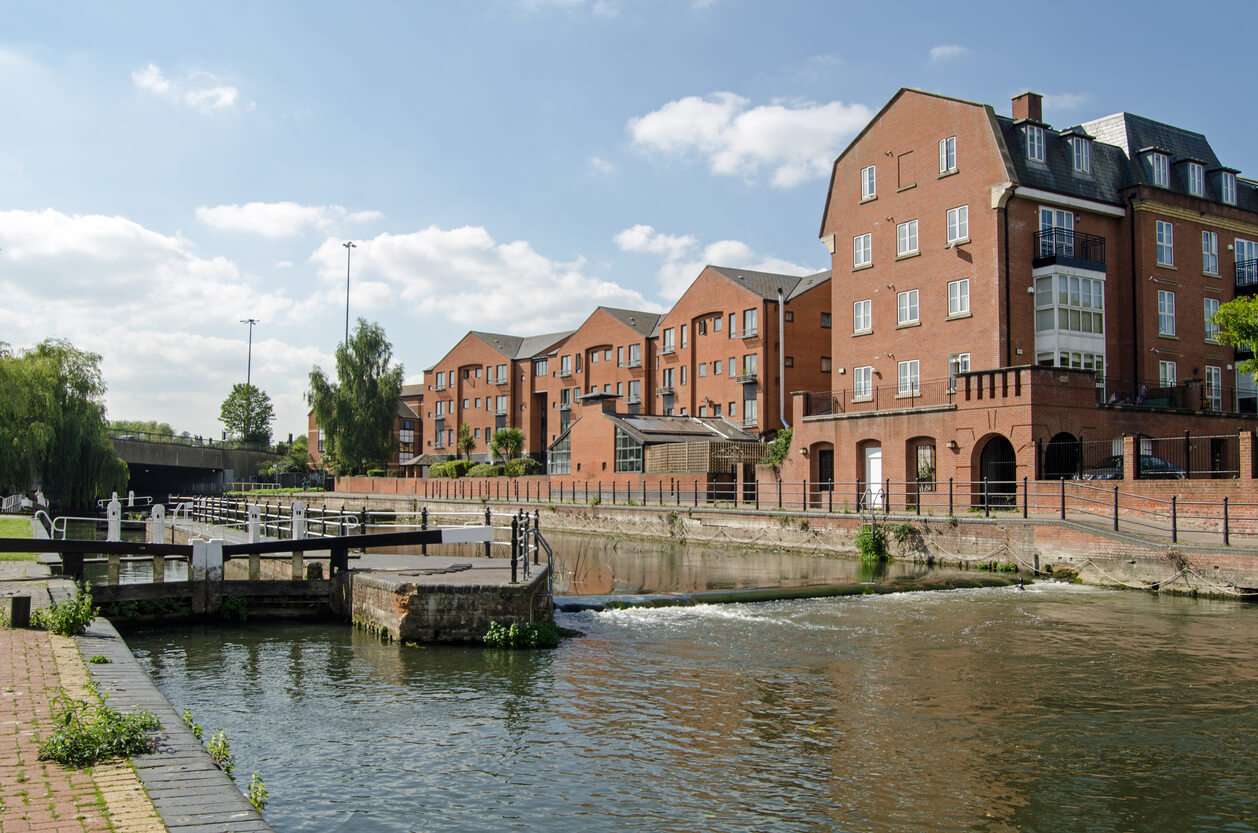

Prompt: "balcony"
[658,385,675,396]
[559,401,572,411]
[742,417,759,428]
[801,378,957,417]
[1033,228,1106,273]
[495,406,508,416]
[734,372,758,384]
[494,376,509,386]
[661,345,676,356]
[1237,258,1258,293]
[558,368,572,378]
[740,328,759,339]
[624,357,642,368]
[625,396,641,405]
[1099,377,1255,415]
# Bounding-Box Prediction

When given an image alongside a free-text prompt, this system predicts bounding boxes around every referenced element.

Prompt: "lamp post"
[342,241,357,345]
[240,318,259,443]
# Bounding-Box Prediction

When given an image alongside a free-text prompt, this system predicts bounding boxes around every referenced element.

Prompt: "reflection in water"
[128,583,1258,833]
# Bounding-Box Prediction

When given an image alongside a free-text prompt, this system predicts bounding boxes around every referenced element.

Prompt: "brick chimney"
[1012,91,1043,123]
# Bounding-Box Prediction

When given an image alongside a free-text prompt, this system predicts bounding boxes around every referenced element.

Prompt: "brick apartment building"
[410,269,833,475]
[784,88,1258,503]
[308,383,422,470]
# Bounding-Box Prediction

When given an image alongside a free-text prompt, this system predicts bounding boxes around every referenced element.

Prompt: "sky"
[3,0,1257,440]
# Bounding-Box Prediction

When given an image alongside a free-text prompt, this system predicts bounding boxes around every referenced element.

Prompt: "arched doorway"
[1041,432,1081,480]
[975,434,1017,507]
[809,442,834,508]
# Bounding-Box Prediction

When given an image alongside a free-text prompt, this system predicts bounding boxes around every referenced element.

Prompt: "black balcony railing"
[801,379,956,417]
[1033,228,1106,271]
[1236,258,1258,290]
[1098,377,1256,415]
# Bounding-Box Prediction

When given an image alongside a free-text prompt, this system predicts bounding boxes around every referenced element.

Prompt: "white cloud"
[614,224,815,300]
[0,209,327,436]
[928,44,970,63]
[1043,92,1089,112]
[627,92,872,187]
[308,225,663,332]
[589,155,616,175]
[131,63,243,114]
[195,202,383,238]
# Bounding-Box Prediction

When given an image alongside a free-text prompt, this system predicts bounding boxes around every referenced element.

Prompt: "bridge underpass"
[110,432,281,496]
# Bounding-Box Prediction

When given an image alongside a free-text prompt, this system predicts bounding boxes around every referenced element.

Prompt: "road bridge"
[109,430,281,495]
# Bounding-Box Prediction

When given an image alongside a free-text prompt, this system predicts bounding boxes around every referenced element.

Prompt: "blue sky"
[3,0,1256,438]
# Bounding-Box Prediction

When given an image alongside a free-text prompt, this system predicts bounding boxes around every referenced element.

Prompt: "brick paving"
[0,623,167,833]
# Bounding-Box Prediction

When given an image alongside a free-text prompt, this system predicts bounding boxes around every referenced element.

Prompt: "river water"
[125,533,1258,833]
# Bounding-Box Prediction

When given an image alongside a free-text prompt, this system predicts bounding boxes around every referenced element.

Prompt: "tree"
[307,319,405,475]
[457,423,475,461]
[1216,297,1258,374]
[218,384,275,446]
[490,427,524,462]
[110,419,175,436]
[0,340,127,507]
[763,428,793,481]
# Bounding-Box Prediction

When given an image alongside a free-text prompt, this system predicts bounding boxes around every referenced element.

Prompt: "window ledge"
[895,391,922,400]
[852,395,873,403]
[852,263,874,272]
[1158,333,1180,341]
[852,329,873,338]
[895,251,921,262]
[896,321,922,330]
[1156,262,1177,270]
[860,195,877,204]
[937,169,959,179]
[947,238,971,248]
[896,183,917,193]
[1204,271,1221,279]
[945,312,973,321]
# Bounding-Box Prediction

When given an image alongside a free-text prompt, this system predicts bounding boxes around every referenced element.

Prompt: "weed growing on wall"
[207,730,235,777]
[31,584,97,636]
[855,524,888,564]
[483,620,561,649]
[247,772,269,812]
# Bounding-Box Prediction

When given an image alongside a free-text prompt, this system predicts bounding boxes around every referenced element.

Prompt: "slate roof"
[396,400,419,419]
[469,329,575,360]
[400,383,424,398]
[709,266,832,300]
[607,413,759,444]
[995,115,1129,205]
[599,306,663,337]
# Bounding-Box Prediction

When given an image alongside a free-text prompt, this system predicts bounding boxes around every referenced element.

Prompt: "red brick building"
[307,382,423,470]
[786,88,1258,502]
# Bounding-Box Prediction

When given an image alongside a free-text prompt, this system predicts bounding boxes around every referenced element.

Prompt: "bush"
[429,460,472,479]
[467,463,501,478]
[855,523,888,564]
[504,457,542,477]
[483,620,561,649]
[32,584,98,636]
[366,468,385,477]
[38,693,159,768]
[88,655,111,664]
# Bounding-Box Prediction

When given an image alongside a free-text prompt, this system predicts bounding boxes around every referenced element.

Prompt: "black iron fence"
[1033,228,1106,268]
[1037,437,1123,480]
[801,379,956,417]
[1133,432,1240,479]
[1099,378,1252,415]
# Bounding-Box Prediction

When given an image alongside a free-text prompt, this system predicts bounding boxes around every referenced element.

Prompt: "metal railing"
[1033,228,1106,268]
[1236,257,1258,289]
[801,378,956,417]
[107,428,271,452]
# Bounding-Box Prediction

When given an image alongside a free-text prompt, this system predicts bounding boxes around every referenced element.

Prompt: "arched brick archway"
[971,433,1016,507]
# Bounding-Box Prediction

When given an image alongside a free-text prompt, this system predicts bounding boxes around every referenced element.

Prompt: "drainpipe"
[777,288,788,429]
[1002,196,1012,367]
[1128,190,1139,387]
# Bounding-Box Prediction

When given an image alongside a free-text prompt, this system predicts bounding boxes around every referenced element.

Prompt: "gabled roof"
[396,400,419,419]
[598,306,663,337]
[707,265,831,301]
[606,413,759,444]
[400,383,424,398]
[468,329,575,361]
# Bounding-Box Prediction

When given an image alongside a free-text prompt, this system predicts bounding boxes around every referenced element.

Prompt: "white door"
[864,446,884,510]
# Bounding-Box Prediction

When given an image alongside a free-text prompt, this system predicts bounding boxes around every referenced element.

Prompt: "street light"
[240,318,259,443]
[342,241,357,345]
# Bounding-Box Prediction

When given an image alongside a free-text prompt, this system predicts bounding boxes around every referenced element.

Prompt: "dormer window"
[1221,171,1237,205]
[1150,152,1169,188]
[1187,162,1204,197]
[1025,125,1045,163]
[1071,136,1091,174]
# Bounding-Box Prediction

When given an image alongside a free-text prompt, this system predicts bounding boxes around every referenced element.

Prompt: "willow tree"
[0,340,128,507]
[307,320,404,474]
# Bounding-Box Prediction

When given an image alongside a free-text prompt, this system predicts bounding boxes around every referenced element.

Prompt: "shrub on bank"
[429,460,472,478]
[483,620,561,649]
[31,584,97,636]
[504,457,542,477]
[467,463,502,478]
[855,524,888,564]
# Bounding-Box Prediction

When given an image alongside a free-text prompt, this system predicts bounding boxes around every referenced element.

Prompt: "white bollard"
[290,501,307,540]
[247,504,261,543]
[191,538,208,583]
[149,504,166,544]
[127,490,136,508]
[205,539,224,582]
[106,497,122,542]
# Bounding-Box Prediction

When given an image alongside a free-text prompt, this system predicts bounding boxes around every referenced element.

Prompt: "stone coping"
[75,618,274,833]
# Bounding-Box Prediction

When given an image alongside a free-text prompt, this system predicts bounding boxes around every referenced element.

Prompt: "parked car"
[1080,455,1186,480]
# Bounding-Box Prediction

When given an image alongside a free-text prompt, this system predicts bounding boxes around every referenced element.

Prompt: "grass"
[0,516,36,561]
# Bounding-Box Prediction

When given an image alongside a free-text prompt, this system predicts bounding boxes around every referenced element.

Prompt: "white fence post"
[106,496,122,542]
[247,504,261,543]
[291,501,307,540]
[149,503,166,544]
[127,490,136,508]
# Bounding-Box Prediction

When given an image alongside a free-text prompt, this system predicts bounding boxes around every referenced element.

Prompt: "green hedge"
[504,457,542,477]
[467,463,502,477]
[429,460,472,478]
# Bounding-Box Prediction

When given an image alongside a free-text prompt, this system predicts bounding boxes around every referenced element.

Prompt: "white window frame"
[1202,230,1219,276]
[896,289,919,325]
[1205,365,1222,411]
[1072,137,1091,174]
[853,233,872,268]
[1221,172,1237,206]
[947,352,971,391]
[860,165,876,200]
[896,219,919,256]
[1150,152,1169,188]
[1025,125,1045,163]
[1156,220,1174,267]
[853,366,873,401]
[897,359,921,396]
[946,205,969,244]
[1157,289,1176,337]
[1158,360,1177,387]
[948,278,970,316]
[938,136,957,173]
[1204,297,1220,343]
[853,299,872,333]
[1187,162,1204,197]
